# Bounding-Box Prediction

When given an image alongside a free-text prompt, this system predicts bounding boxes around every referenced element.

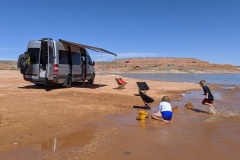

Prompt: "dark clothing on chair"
[136,82,149,91]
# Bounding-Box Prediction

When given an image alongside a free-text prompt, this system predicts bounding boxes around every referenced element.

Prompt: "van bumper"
[23,74,32,81]
[31,78,58,84]
[31,78,47,84]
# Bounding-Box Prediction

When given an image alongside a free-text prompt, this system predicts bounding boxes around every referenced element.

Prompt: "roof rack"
[41,38,53,41]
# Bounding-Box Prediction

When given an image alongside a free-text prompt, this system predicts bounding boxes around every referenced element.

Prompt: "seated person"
[151,96,172,122]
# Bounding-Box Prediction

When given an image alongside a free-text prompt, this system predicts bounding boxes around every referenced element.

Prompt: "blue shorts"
[161,111,172,121]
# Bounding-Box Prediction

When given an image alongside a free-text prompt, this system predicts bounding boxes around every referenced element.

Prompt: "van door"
[47,40,54,80]
[86,54,94,80]
[26,41,41,79]
[80,48,87,80]
[71,45,82,81]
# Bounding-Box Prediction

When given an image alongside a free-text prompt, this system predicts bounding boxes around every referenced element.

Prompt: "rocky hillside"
[95,58,240,73]
[0,60,18,70]
[1,58,240,73]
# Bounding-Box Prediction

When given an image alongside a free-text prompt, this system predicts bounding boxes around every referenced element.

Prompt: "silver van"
[17,38,116,87]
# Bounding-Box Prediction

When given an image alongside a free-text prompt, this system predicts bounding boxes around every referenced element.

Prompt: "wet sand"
[0,70,239,160]
[82,90,240,160]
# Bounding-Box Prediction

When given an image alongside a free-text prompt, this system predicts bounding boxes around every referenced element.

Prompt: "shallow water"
[90,89,240,160]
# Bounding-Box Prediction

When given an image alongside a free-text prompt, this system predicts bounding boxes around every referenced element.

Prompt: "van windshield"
[27,48,40,64]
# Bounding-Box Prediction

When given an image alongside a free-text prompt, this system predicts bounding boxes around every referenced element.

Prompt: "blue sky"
[0,0,239,65]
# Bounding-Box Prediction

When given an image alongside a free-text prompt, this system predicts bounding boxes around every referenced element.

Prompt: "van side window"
[71,52,81,65]
[59,50,69,64]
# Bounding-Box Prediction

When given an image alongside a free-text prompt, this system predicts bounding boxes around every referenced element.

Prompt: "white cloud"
[90,52,171,61]
[90,53,117,62]
[116,52,167,58]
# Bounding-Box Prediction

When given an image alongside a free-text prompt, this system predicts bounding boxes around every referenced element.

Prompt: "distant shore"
[96,69,240,74]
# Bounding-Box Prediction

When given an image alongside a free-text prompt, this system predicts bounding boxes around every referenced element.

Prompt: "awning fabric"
[59,39,117,56]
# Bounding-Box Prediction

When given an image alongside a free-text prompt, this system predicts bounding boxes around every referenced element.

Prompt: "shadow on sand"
[187,108,209,114]
[18,82,107,91]
[133,94,140,96]
[132,105,151,110]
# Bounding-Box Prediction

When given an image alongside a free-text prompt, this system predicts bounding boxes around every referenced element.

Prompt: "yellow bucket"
[138,110,148,120]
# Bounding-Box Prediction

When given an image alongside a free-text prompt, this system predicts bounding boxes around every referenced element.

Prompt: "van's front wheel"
[88,74,95,84]
[65,75,72,88]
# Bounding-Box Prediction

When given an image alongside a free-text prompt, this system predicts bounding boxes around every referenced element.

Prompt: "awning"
[59,39,117,56]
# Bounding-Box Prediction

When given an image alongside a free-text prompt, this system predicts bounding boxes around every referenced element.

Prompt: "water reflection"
[31,132,92,151]
[37,138,56,151]
[138,119,147,128]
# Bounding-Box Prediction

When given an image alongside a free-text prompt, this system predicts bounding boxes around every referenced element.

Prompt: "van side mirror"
[92,61,95,66]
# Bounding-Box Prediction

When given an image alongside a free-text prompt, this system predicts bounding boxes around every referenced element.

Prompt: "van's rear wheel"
[88,74,95,84]
[65,75,72,88]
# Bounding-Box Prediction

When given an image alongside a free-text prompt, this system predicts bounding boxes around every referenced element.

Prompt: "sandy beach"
[0,70,199,159]
[0,70,239,160]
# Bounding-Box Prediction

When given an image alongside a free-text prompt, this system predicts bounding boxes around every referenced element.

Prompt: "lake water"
[119,73,240,87]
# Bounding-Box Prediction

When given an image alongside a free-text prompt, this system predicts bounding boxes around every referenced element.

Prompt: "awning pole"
[115,55,117,79]
[100,52,102,90]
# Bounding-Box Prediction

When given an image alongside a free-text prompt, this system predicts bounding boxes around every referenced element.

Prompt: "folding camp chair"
[133,90,154,110]
[115,78,127,89]
[136,82,149,92]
